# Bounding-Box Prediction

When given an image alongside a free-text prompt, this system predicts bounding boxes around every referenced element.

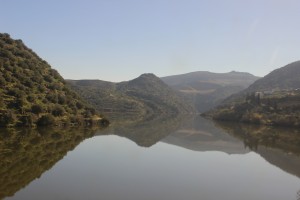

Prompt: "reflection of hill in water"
[2,114,300,199]
[98,113,186,147]
[214,121,300,178]
[162,116,250,154]
[161,115,300,179]
[0,127,100,199]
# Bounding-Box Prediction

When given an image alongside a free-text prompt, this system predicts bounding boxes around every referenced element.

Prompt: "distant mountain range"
[205,61,300,127]
[67,73,194,117]
[161,71,260,112]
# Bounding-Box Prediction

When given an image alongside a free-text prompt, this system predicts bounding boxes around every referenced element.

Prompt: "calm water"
[1,115,300,200]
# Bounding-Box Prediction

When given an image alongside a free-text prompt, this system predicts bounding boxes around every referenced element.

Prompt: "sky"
[1,0,300,82]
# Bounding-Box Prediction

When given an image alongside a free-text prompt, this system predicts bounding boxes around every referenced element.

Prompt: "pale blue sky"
[1,0,300,81]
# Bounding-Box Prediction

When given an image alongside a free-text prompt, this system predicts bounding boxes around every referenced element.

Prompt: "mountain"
[205,61,300,127]
[67,73,193,117]
[245,60,300,92]
[0,33,107,127]
[161,71,260,113]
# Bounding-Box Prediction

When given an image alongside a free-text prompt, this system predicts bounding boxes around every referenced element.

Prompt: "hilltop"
[205,61,300,127]
[245,60,300,92]
[161,71,259,112]
[68,73,193,117]
[0,33,107,127]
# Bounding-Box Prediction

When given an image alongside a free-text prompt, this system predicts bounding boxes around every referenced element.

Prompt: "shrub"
[16,115,33,127]
[51,105,65,116]
[58,94,66,104]
[31,104,44,115]
[0,111,16,127]
[36,114,55,126]
[76,101,84,109]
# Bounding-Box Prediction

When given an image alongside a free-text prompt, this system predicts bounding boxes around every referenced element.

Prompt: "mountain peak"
[135,73,159,81]
[69,73,193,115]
[139,73,157,78]
[128,73,163,86]
[245,60,300,92]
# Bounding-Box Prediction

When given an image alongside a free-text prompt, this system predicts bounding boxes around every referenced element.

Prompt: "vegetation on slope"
[68,73,194,117]
[206,90,300,127]
[0,33,108,127]
[205,61,300,127]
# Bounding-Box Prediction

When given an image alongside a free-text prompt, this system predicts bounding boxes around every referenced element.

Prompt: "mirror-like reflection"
[214,121,300,178]
[163,115,300,179]
[162,116,250,154]
[99,113,187,147]
[1,114,300,200]
[0,127,100,199]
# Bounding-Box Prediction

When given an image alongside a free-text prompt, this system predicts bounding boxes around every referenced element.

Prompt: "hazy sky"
[1,0,300,81]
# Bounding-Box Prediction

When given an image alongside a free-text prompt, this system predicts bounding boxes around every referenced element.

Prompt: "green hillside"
[0,33,108,127]
[205,61,300,127]
[68,73,194,117]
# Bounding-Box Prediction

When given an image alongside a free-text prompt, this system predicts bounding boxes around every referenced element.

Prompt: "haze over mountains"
[161,71,260,112]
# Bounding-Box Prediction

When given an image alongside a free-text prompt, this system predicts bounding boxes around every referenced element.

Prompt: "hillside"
[68,73,193,117]
[0,33,107,127]
[246,60,300,92]
[161,71,259,113]
[205,61,300,127]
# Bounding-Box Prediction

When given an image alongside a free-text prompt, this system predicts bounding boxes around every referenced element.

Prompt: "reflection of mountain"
[0,128,99,199]
[214,121,300,178]
[162,116,249,154]
[257,147,300,179]
[161,115,300,179]
[98,113,186,147]
[3,115,300,200]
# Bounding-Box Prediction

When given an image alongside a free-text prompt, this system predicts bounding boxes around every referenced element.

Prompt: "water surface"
[2,115,300,200]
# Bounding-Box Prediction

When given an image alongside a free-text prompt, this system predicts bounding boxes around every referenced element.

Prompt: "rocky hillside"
[68,73,194,116]
[161,71,259,113]
[0,33,107,127]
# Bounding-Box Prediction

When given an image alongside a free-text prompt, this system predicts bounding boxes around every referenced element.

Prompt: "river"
[1,114,300,200]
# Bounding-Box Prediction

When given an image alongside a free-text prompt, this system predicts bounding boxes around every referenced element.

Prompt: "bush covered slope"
[68,73,194,116]
[0,33,106,127]
[205,61,300,127]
